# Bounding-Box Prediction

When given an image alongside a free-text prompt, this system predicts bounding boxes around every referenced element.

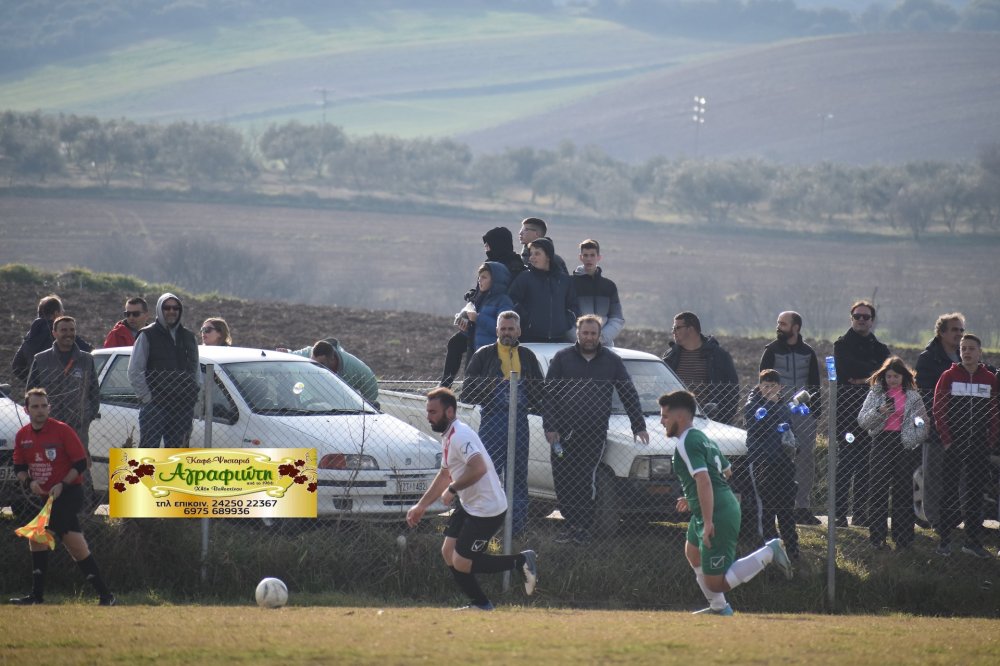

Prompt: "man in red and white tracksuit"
[932,333,999,559]
[11,388,115,606]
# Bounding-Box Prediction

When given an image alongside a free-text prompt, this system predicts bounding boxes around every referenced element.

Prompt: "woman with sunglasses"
[200,318,232,346]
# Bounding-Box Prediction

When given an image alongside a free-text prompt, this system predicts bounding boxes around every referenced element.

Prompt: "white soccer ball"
[255,577,288,609]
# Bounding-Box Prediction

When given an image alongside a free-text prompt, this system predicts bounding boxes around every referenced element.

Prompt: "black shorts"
[49,483,84,536]
[444,504,506,559]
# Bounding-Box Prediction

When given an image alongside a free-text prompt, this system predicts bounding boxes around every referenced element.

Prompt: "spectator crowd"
[5,215,999,606]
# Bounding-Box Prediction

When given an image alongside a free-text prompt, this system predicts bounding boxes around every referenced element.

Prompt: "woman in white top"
[857,356,928,551]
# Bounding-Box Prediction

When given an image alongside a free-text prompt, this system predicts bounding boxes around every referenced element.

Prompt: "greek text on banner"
[108,448,318,518]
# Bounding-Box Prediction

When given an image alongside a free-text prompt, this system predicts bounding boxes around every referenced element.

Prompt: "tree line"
[2,109,999,238]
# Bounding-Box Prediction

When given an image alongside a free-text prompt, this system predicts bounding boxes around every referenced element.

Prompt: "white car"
[0,383,30,516]
[380,343,749,534]
[88,347,446,519]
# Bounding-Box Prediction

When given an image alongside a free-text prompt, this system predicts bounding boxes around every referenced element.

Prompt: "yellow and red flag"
[14,496,56,550]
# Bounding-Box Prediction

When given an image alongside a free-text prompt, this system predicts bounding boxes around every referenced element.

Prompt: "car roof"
[520,342,662,363]
[95,346,311,364]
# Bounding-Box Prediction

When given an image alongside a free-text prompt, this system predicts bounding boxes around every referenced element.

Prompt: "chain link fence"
[2,360,998,610]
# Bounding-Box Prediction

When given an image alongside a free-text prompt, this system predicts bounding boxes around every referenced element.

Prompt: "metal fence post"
[824,359,838,612]
[200,363,214,584]
[501,371,518,593]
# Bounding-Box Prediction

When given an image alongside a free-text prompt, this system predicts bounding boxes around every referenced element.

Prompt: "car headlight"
[319,453,379,470]
[629,456,672,480]
[435,452,443,468]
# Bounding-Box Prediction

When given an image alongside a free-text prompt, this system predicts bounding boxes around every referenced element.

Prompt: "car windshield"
[222,361,376,416]
[612,359,693,416]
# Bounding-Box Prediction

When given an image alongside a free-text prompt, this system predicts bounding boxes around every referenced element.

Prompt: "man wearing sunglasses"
[103,297,149,348]
[127,293,201,447]
[832,300,890,528]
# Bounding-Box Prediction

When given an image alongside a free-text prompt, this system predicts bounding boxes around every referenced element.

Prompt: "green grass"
[0,10,733,136]
[0,605,997,665]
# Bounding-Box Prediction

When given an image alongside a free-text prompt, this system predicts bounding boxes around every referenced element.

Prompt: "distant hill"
[461,32,1000,164]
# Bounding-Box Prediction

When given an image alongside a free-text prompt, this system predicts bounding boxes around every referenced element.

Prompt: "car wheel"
[593,467,621,537]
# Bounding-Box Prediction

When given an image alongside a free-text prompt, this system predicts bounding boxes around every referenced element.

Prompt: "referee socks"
[77,554,111,598]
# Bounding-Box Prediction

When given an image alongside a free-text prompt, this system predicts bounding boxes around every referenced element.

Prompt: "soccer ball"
[255,577,288,609]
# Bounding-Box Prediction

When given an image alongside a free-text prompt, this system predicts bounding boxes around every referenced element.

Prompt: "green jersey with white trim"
[672,427,736,517]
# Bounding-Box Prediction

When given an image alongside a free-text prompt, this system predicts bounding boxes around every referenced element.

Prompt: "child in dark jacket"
[744,369,800,558]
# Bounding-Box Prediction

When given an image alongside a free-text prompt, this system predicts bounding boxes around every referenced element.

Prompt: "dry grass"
[0,604,997,665]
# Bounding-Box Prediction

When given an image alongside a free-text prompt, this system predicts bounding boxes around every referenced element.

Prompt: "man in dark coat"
[832,300,890,527]
[915,312,966,527]
[462,310,543,536]
[26,316,100,459]
[544,315,648,543]
[508,238,578,343]
[662,311,740,424]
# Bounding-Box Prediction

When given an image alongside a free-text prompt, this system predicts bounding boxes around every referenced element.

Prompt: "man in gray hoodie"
[127,293,200,447]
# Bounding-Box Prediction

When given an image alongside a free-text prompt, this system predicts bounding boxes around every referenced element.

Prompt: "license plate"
[397,479,427,494]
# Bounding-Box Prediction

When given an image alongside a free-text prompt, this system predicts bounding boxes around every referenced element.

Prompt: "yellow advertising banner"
[108,448,318,518]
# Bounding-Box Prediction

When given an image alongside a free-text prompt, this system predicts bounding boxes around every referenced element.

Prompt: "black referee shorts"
[49,483,84,536]
[444,503,506,560]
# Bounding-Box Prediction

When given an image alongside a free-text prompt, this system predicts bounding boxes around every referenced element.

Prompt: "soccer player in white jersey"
[659,390,793,615]
[407,387,538,610]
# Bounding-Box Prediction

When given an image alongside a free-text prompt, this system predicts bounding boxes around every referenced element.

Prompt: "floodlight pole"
[692,96,707,158]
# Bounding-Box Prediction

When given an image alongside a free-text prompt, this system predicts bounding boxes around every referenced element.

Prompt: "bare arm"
[406,467,451,527]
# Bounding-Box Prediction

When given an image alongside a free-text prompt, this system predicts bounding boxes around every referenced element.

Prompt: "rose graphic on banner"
[109,448,318,518]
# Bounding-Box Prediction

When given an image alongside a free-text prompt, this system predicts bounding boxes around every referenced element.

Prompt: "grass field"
[0,11,729,136]
[1,605,997,664]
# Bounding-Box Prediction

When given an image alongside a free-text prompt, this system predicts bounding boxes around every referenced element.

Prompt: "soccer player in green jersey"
[659,390,793,615]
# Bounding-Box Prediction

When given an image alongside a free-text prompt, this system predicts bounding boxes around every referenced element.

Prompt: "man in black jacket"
[11,294,93,381]
[544,315,648,543]
[662,311,740,424]
[462,311,543,536]
[127,293,200,447]
[832,300,890,527]
[915,312,966,527]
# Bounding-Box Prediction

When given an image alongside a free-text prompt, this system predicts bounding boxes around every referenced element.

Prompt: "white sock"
[723,544,772,589]
[693,565,727,610]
